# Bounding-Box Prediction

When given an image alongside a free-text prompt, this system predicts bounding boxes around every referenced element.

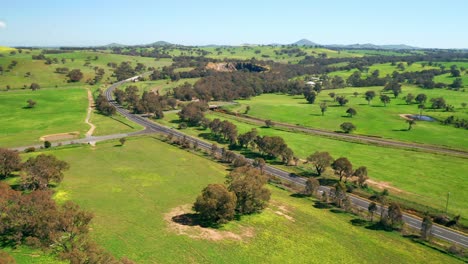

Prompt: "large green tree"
[193,184,237,225]
[307,151,333,176]
[226,166,270,215]
[332,157,353,182]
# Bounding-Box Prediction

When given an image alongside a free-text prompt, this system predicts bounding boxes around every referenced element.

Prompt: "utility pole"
[445,192,450,214]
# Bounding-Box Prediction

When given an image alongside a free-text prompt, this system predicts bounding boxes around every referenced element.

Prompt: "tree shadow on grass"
[365,222,394,232]
[290,193,308,198]
[392,129,409,132]
[350,218,368,227]
[330,208,346,214]
[172,213,220,228]
[313,201,332,209]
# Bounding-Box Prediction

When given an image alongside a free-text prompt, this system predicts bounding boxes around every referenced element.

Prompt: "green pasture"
[89,110,144,136]
[2,247,66,264]
[0,87,88,147]
[0,50,172,90]
[0,87,144,147]
[159,112,468,221]
[226,87,468,150]
[21,137,460,263]
[124,77,199,94]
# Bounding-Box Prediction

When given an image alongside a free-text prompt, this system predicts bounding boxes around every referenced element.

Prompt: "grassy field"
[0,87,143,147]
[89,110,144,136]
[159,112,468,221]
[0,87,89,147]
[18,136,460,263]
[125,77,199,94]
[2,247,66,264]
[0,50,172,90]
[329,62,441,79]
[225,87,468,150]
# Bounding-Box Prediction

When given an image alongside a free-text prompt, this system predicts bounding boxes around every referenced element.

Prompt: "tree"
[252,157,266,174]
[450,78,463,89]
[304,177,320,196]
[407,119,416,131]
[114,62,136,81]
[44,140,51,149]
[430,97,446,109]
[319,102,327,116]
[462,102,467,109]
[364,90,376,105]
[380,94,391,106]
[331,157,353,182]
[386,202,403,229]
[421,214,433,241]
[30,83,40,91]
[346,108,357,117]
[67,69,84,82]
[354,166,368,187]
[415,93,427,104]
[22,154,70,190]
[405,93,415,104]
[376,189,389,217]
[264,119,273,128]
[193,184,237,225]
[307,151,333,176]
[384,81,402,98]
[450,68,461,77]
[226,166,271,215]
[210,144,219,158]
[0,148,21,179]
[340,122,356,133]
[26,99,37,108]
[119,137,127,146]
[304,90,317,104]
[418,104,425,118]
[333,181,348,208]
[336,96,349,106]
[178,102,208,126]
[353,92,359,97]
[328,92,336,101]
[368,202,377,222]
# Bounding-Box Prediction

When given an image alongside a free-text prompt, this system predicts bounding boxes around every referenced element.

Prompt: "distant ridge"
[102,43,127,48]
[325,43,420,50]
[293,39,318,46]
[148,41,173,46]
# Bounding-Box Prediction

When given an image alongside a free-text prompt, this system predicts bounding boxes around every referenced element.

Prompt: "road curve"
[106,76,468,248]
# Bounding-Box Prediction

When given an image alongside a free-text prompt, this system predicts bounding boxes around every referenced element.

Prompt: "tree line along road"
[102,76,465,248]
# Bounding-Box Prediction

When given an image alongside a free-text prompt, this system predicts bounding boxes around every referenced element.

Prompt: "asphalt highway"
[105,76,468,248]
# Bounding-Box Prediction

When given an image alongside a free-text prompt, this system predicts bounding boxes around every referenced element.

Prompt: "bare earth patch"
[40,132,79,142]
[399,114,415,121]
[269,200,295,222]
[165,205,254,241]
[366,179,406,194]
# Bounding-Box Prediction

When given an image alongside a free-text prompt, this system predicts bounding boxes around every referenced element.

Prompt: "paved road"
[212,112,468,158]
[104,76,468,248]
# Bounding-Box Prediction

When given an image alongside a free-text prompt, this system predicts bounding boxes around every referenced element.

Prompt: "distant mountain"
[102,43,127,48]
[149,41,173,46]
[293,39,318,46]
[324,43,420,50]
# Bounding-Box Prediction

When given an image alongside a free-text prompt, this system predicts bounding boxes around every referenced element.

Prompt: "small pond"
[409,115,436,122]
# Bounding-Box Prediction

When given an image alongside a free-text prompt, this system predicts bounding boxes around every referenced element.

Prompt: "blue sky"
[0,0,466,48]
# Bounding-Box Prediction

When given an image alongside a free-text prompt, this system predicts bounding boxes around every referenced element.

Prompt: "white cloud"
[0,21,6,29]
